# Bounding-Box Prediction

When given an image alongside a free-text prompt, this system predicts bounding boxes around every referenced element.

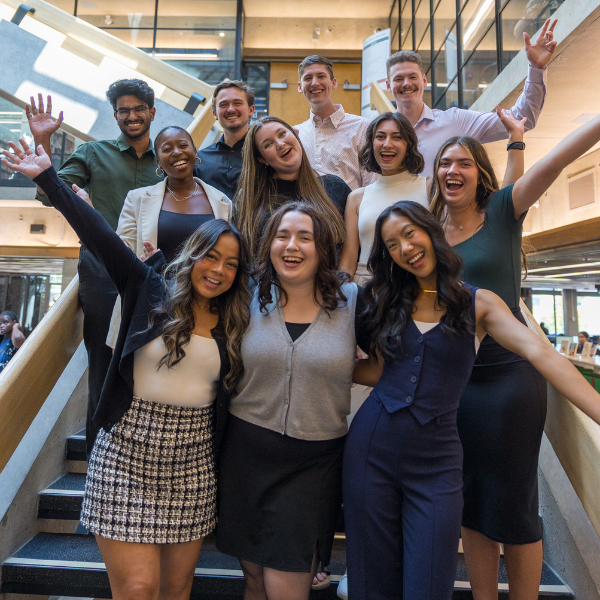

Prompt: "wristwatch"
[507,141,526,151]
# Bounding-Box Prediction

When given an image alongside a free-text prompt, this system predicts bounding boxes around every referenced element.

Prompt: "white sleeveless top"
[133,334,220,408]
[356,170,428,285]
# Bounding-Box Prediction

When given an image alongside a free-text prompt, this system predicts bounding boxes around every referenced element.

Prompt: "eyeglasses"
[116,105,149,118]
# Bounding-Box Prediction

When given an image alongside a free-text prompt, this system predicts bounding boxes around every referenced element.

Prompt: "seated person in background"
[0,310,25,373]
[539,322,550,335]
[195,80,255,197]
[578,331,591,354]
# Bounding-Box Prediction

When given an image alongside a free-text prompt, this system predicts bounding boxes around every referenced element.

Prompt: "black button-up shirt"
[195,134,245,198]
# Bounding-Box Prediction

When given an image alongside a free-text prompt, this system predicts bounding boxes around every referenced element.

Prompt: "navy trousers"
[343,395,464,600]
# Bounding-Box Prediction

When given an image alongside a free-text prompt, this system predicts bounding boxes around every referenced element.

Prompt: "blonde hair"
[233,116,345,257]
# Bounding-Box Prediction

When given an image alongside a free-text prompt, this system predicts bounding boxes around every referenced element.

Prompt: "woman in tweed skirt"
[2,139,251,600]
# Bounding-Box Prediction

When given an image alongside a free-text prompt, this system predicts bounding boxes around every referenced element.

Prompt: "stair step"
[1,533,572,599]
[65,430,87,462]
[38,473,86,520]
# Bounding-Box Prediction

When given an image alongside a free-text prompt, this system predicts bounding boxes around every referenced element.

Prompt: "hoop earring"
[156,166,164,177]
[195,157,201,166]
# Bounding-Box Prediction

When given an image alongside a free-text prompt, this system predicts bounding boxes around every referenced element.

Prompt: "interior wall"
[269,62,362,126]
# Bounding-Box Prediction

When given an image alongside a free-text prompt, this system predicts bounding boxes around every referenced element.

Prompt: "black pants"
[78,247,118,457]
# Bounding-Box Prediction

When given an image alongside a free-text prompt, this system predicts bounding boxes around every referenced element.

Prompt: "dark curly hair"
[106,79,155,111]
[254,202,348,314]
[361,201,473,361]
[359,111,424,176]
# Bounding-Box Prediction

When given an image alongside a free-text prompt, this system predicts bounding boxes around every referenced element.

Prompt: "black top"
[194,134,245,197]
[273,174,350,219]
[285,322,311,342]
[157,210,214,263]
[34,167,233,453]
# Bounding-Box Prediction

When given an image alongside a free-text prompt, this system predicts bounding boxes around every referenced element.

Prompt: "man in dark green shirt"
[29,80,163,456]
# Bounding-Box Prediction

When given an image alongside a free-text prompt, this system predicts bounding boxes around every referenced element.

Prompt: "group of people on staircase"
[5,17,600,600]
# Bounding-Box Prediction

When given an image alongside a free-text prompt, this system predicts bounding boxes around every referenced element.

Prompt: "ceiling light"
[104,14,113,25]
[543,269,600,279]
[463,0,493,46]
[528,261,600,273]
[155,52,218,60]
[219,31,225,37]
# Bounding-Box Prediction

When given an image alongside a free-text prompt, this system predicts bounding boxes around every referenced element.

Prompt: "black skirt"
[458,315,547,545]
[216,414,345,571]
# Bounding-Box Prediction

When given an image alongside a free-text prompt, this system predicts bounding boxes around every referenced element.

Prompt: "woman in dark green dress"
[429,112,600,599]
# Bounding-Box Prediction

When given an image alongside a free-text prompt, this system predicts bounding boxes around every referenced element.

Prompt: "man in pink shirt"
[388,19,558,177]
[295,55,378,191]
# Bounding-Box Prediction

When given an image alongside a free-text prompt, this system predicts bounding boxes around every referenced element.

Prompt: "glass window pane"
[414,0,431,52]
[77,0,156,29]
[462,24,497,108]
[44,0,76,14]
[433,83,458,110]
[577,296,600,337]
[433,23,458,86]
[153,29,235,83]
[532,293,564,336]
[417,23,430,52]
[500,0,564,69]
[402,21,413,49]
[106,28,155,48]
[156,0,236,29]
[461,0,495,56]
[433,0,457,51]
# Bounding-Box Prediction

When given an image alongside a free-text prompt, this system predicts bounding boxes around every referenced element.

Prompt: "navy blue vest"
[372,284,478,424]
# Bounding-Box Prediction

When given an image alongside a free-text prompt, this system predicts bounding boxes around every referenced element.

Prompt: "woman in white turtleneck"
[340,111,427,285]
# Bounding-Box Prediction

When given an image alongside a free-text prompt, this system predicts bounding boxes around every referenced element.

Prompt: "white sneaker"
[337,572,348,599]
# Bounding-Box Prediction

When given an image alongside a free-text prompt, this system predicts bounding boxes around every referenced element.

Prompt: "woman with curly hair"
[2,139,251,600]
[344,201,600,600]
[233,116,347,258]
[216,202,365,600]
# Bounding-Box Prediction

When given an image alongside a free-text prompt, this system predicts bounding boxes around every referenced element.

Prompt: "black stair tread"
[42,473,86,493]
[65,430,87,462]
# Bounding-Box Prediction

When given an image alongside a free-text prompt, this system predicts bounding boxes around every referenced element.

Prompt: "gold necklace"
[421,290,437,293]
[167,181,200,202]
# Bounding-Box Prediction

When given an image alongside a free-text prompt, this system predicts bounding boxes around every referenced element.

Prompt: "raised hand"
[1,139,52,180]
[72,183,93,206]
[141,240,159,262]
[524,18,558,70]
[26,93,64,141]
[496,106,527,140]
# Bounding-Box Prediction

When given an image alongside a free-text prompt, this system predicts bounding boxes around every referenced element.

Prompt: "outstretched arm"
[475,289,600,425]
[2,140,147,296]
[497,106,527,191]
[512,113,600,218]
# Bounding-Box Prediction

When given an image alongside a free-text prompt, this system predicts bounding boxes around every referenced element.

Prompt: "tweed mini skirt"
[80,396,217,544]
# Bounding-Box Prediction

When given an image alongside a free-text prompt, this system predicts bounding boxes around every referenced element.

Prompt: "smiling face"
[437,144,480,210]
[213,86,255,134]
[298,63,337,109]
[386,61,427,111]
[373,119,409,175]
[270,211,319,288]
[191,233,240,302]
[156,129,197,180]
[114,94,155,140]
[255,121,303,179]
[381,213,437,282]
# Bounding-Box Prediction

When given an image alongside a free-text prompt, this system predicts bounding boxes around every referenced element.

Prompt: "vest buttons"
[411,375,417,383]
[417,336,424,343]
[414,356,421,363]
[405,396,412,403]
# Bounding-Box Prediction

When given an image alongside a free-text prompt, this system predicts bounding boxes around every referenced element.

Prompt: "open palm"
[26,94,63,139]
[1,139,52,180]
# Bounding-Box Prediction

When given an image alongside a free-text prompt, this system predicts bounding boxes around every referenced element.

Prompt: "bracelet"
[507,141,526,151]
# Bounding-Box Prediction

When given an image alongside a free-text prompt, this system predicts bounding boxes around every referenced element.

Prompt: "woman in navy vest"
[344,201,600,600]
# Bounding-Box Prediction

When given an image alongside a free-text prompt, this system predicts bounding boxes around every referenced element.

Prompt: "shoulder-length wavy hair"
[254,202,348,314]
[359,111,424,175]
[429,136,499,221]
[233,116,345,257]
[152,219,251,391]
[362,201,473,361]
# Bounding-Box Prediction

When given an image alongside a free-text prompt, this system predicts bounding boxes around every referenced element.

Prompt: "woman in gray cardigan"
[216,202,365,600]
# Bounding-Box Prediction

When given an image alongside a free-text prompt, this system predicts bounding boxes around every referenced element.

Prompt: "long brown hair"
[253,202,348,314]
[233,116,345,257]
[152,220,251,391]
[429,136,499,221]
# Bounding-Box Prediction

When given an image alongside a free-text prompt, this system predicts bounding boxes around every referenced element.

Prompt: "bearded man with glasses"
[31,79,162,458]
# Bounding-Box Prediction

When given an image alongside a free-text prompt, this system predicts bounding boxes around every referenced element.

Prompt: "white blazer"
[107,177,232,347]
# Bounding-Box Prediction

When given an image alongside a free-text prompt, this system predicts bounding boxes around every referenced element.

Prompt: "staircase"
[0,430,573,600]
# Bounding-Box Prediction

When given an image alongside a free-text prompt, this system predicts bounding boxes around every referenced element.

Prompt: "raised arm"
[2,140,147,296]
[496,106,527,191]
[339,188,364,279]
[11,323,25,349]
[512,113,600,218]
[475,288,600,425]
